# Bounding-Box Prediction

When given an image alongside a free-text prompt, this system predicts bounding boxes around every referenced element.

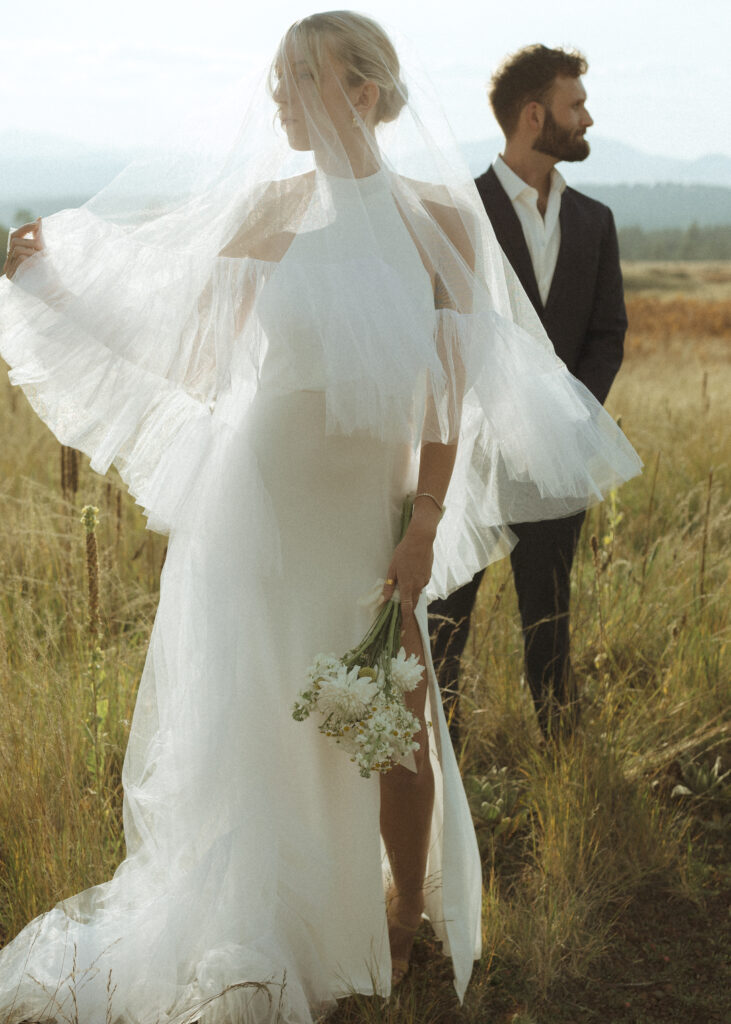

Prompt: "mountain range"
[461,137,731,188]
[2,131,731,231]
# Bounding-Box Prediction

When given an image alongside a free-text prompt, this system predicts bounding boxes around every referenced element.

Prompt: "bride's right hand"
[3,218,45,280]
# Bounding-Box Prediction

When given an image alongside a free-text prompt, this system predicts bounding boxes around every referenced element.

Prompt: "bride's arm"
[382,443,458,618]
[4,217,223,403]
[382,203,475,618]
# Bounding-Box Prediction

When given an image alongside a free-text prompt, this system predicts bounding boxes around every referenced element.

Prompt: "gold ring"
[385,578,396,586]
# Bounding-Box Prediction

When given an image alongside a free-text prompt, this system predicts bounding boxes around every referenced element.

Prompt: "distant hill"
[461,137,731,187]
[1,195,91,226]
[617,224,731,260]
[2,131,731,231]
[5,184,729,234]
[570,184,731,230]
[0,131,140,225]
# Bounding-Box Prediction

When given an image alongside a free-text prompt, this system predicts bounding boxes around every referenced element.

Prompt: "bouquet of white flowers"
[292,496,424,778]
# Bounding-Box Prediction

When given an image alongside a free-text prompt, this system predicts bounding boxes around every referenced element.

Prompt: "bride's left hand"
[382,511,439,619]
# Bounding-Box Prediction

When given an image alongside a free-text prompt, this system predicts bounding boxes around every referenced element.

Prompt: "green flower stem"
[342,494,412,678]
[344,599,393,667]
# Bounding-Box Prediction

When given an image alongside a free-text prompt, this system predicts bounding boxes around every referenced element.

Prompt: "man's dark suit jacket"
[475,166,626,404]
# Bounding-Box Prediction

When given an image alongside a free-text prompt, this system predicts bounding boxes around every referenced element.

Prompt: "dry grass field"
[1,261,729,1024]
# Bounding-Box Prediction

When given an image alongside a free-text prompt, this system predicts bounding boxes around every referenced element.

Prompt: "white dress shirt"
[492,154,567,306]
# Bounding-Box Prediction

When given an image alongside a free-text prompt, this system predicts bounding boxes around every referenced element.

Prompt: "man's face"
[533,75,593,162]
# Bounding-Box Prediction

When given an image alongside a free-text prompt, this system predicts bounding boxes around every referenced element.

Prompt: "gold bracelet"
[413,492,444,514]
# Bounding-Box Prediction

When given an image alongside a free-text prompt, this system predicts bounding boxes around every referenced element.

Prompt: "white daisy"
[390,647,424,694]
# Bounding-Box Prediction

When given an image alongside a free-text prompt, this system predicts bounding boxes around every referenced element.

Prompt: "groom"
[430,45,626,742]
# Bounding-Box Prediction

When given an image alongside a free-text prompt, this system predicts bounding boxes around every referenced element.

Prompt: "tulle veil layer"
[1,17,640,598]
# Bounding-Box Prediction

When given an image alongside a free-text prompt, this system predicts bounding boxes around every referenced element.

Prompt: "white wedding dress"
[0,12,648,1012]
[0,172,486,1023]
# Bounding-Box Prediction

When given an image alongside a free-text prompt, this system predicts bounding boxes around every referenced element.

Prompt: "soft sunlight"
[2,0,729,159]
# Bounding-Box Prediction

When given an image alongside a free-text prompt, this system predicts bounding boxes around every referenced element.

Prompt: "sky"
[2,0,729,160]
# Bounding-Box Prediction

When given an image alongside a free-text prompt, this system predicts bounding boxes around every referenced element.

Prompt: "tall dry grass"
[0,384,167,941]
[0,261,729,1022]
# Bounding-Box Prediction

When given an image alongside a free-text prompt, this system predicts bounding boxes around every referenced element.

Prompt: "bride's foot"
[386,888,424,987]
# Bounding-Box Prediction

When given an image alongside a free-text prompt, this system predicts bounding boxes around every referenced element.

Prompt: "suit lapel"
[478,167,543,314]
[545,190,580,312]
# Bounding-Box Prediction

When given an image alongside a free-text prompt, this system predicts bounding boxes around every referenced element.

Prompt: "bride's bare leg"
[379,607,434,970]
[379,443,458,976]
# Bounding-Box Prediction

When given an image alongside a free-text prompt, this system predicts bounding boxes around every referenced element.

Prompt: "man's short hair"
[489,44,588,138]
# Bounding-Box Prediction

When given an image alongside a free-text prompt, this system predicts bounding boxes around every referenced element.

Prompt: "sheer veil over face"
[271,45,373,158]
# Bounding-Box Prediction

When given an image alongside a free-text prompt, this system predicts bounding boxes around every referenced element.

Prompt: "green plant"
[464,768,530,854]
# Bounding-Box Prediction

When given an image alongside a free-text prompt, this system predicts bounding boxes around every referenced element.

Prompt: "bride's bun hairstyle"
[489,44,588,137]
[277,10,408,125]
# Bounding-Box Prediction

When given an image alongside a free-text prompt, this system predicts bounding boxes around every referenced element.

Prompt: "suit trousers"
[428,512,586,741]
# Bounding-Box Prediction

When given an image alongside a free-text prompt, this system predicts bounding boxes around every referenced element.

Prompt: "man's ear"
[353,80,380,119]
[522,100,546,136]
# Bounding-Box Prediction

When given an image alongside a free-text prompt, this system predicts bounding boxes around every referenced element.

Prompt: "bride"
[0,11,641,1023]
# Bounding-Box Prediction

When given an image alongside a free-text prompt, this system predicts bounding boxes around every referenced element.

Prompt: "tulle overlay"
[0,25,640,1023]
[0,180,639,596]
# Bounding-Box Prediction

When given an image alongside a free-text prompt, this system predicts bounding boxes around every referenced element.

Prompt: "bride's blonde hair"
[274,10,408,124]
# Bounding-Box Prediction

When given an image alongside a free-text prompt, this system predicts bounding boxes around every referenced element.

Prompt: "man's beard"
[533,107,590,162]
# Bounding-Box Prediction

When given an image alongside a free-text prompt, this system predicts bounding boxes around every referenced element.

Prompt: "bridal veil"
[0,12,640,599]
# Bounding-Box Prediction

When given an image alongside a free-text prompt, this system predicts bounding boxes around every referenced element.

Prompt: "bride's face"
[273,44,366,153]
